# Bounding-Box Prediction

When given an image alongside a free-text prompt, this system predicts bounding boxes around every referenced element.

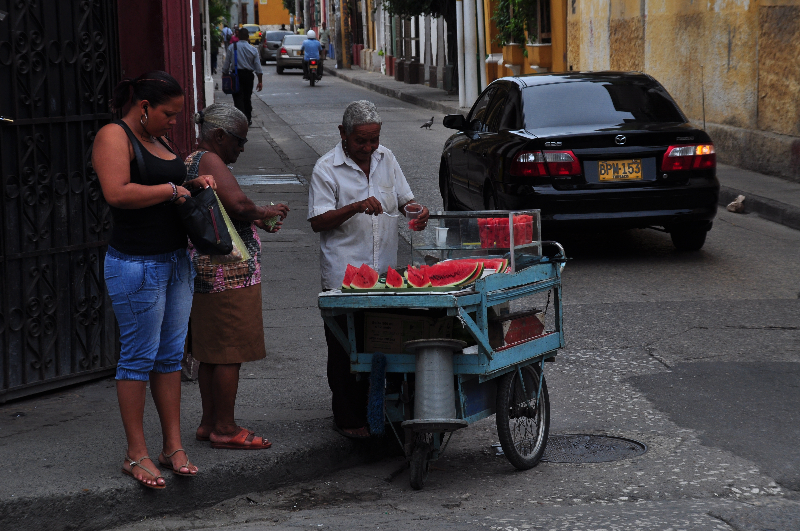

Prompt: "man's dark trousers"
[232,68,255,122]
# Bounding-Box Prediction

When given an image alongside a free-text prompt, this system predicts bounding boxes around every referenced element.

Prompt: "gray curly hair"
[342,100,382,135]
[194,103,247,140]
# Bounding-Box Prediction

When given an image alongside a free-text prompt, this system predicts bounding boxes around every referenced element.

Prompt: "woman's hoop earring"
[140,113,148,127]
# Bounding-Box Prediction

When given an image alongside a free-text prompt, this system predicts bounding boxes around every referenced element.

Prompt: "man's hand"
[355,196,383,216]
[256,82,263,92]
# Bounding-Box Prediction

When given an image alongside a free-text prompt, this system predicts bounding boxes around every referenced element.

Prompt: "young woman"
[92,71,214,489]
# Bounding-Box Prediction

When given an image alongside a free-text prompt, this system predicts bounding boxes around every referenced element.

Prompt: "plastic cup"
[478,218,489,248]
[497,218,510,248]
[436,227,448,247]
[405,203,424,231]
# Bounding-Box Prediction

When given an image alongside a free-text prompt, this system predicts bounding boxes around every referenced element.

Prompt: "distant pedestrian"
[280,23,287,31]
[222,23,233,48]
[222,28,263,126]
[318,22,331,57]
[297,24,305,35]
[92,71,216,489]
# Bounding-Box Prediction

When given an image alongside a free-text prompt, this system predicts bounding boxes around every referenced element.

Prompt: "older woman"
[187,103,289,449]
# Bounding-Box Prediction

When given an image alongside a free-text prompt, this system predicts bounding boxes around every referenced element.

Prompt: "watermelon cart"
[318,210,565,489]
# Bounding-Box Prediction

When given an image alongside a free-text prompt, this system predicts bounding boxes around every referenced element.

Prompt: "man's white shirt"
[308,142,414,290]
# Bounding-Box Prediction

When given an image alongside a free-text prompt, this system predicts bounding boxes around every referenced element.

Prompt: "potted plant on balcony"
[493,0,534,65]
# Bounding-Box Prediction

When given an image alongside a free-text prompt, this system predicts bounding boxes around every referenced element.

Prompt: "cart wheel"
[409,435,433,490]
[496,364,550,470]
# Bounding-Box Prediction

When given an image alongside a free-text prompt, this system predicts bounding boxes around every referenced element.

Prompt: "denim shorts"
[104,247,195,381]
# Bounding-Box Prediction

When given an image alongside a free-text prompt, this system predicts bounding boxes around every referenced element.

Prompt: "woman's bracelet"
[168,182,178,202]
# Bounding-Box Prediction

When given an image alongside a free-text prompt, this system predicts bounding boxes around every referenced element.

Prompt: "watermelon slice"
[446,257,508,274]
[341,264,359,289]
[385,266,405,288]
[405,265,431,288]
[350,263,381,289]
[426,261,482,287]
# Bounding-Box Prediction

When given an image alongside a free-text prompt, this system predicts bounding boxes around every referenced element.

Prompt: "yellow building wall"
[568,0,800,181]
[256,0,291,27]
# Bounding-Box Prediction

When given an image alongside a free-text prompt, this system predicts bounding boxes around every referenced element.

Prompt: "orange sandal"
[210,427,272,450]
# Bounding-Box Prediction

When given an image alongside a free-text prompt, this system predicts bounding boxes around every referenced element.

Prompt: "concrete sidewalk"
[325,65,800,233]
[0,87,394,531]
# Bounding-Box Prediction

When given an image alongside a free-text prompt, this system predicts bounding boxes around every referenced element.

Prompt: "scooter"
[307,58,323,86]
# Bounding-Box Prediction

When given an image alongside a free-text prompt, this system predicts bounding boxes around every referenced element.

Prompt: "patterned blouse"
[185,150,262,294]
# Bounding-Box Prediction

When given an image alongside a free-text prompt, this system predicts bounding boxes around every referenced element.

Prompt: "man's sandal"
[122,455,166,490]
[158,448,197,477]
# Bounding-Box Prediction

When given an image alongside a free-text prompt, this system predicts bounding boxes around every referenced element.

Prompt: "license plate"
[598,159,643,181]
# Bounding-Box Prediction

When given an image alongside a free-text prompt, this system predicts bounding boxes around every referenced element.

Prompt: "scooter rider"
[301,30,323,80]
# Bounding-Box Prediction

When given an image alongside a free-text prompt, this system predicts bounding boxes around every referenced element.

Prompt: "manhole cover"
[236,174,303,186]
[542,434,646,463]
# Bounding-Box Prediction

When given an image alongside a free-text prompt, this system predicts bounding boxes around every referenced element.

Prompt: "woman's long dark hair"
[111,70,184,111]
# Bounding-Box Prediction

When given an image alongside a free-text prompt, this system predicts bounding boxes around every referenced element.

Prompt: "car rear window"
[267,31,291,41]
[521,80,686,129]
[283,35,306,45]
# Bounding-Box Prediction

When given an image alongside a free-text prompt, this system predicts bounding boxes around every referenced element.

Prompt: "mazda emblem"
[615,135,626,145]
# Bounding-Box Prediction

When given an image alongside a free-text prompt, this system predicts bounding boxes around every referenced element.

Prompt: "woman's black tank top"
[108,121,188,255]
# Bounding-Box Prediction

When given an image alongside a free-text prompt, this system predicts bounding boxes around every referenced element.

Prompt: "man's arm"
[309,196,383,233]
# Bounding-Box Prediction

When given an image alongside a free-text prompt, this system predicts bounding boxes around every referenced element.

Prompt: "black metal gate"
[0,0,120,402]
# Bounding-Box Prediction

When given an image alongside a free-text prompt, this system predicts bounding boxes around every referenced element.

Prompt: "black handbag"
[115,120,232,256]
[221,43,240,94]
[175,187,233,255]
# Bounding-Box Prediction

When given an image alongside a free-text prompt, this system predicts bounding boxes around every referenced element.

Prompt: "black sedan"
[440,72,720,250]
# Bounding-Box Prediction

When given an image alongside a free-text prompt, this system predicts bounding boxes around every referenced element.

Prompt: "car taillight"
[511,150,581,177]
[280,47,287,54]
[662,144,716,171]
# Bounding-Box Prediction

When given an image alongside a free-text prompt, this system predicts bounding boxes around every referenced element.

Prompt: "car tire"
[276,66,284,75]
[439,160,458,211]
[485,183,501,210]
[670,225,708,251]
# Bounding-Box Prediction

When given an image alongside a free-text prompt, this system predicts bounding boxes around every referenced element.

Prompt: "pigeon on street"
[420,116,434,129]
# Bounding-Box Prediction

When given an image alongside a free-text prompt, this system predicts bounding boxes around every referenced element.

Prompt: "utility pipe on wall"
[203,0,214,106]
[475,0,487,91]
[462,0,478,105]
[455,0,465,108]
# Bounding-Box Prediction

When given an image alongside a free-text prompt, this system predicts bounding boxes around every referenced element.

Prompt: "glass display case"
[410,210,541,272]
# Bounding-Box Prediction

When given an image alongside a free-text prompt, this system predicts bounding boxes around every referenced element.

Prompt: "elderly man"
[222,27,263,126]
[308,101,429,438]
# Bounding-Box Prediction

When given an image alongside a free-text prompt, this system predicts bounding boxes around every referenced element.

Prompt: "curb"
[718,186,800,232]
[324,66,462,116]
[0,419,401,531]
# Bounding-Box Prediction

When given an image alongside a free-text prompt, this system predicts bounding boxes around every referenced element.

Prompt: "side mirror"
[443,114,468,130]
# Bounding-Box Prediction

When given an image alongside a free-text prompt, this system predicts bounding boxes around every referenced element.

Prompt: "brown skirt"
[190,283,267,364]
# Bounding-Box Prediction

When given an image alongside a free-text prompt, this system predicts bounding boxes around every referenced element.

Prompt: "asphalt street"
[100,64,800,531]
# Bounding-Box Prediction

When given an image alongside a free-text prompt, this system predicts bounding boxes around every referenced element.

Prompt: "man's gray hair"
[194,103,247,140]
[342,100,382,135]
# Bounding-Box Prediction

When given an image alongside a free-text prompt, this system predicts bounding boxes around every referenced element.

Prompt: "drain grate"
[542,434,647,463]
[236,174,303,186]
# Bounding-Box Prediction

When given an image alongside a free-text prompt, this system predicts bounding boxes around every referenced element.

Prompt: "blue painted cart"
[319,215,565,489]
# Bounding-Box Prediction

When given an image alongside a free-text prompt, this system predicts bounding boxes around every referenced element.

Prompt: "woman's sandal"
[122,455,166,490]
[158,448,198,477]
[210,427,272,450]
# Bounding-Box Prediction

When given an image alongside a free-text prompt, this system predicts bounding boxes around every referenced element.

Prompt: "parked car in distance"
[440,72,720,251]
[241,24,262,44]
[276,34,307,74]
[259,30,294,64]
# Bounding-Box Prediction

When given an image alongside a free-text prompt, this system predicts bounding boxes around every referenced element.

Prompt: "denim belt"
[106,246,186,263]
